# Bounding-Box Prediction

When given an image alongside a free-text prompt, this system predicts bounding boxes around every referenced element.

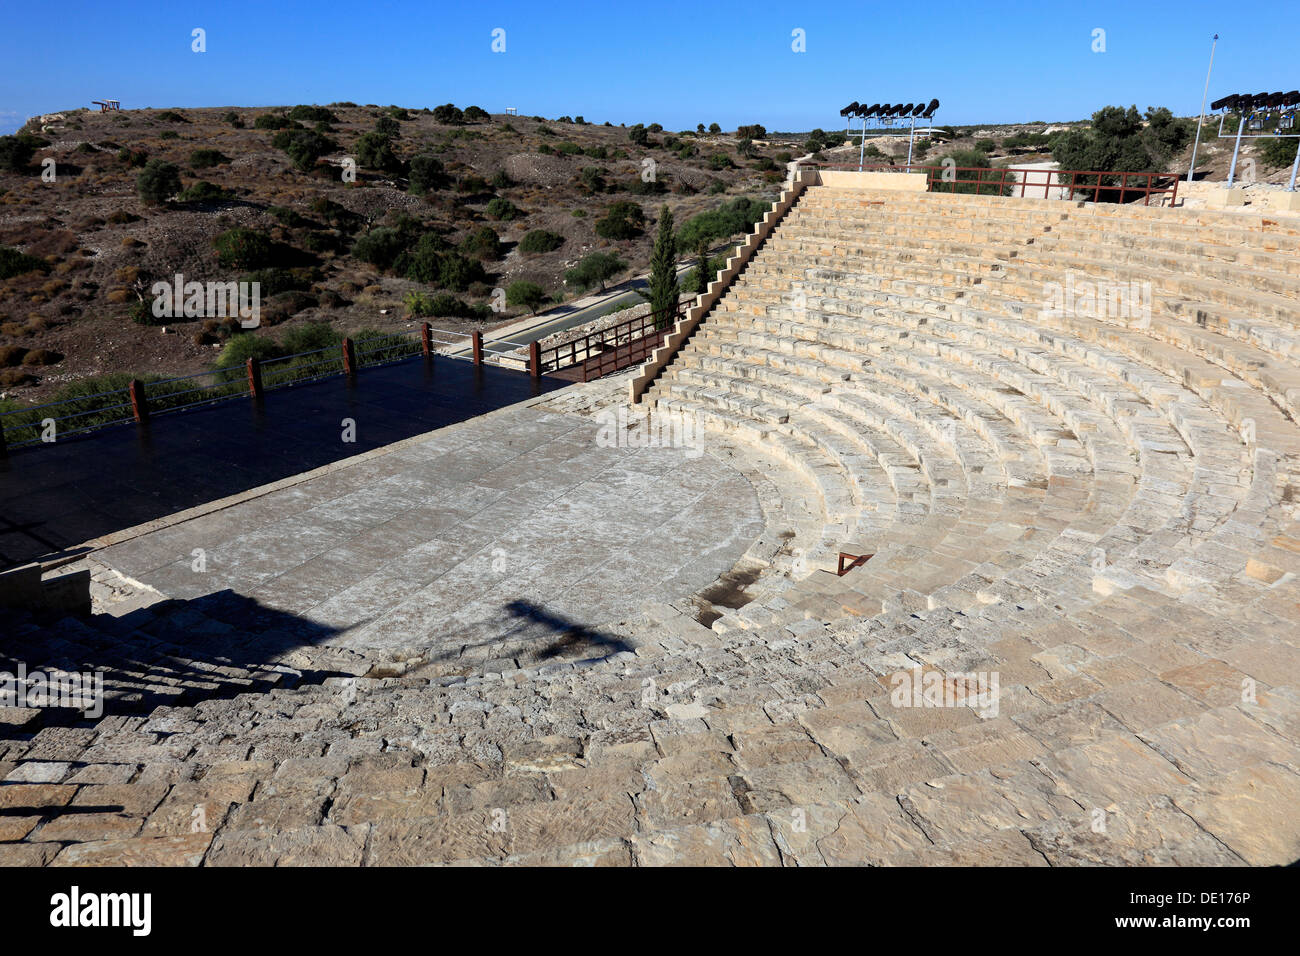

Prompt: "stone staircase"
[2,187,1299,866]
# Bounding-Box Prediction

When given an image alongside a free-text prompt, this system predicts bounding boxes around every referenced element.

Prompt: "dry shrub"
[106,288,131,304]
[0,368,36,387]
[21,348,62,366]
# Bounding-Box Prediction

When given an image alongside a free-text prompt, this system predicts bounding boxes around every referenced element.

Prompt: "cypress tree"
[645,204,679,328]
[695,240,710,296]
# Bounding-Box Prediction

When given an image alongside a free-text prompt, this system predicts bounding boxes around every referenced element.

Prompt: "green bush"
[682,252,729,294]
[189,148,229,168]
[0,134,38,172]
[676,197,768,249]
[280,321,340,355]
[1052,105,1192,187]
[433,103,464,125]
[463,106,490,122]
[404,290,483,318]
[240,268,310,297]
[254,112,294,130]
[628,176,666,195]
[457,174,490,194]
[354,131,399,171]
[459,226,503,260]
[409,154,449,194]
[222,111,244,128]
[177,180,232,203]
[352,227,406,269]
[269,206,310,228]
[1259,136,1299,168]
[136,159,181,203]
[118,147,149,167]
[518,229,564,254]
[216,333,284,370]
[402,235,486,291]
[0,246,49,279]
[213,227,276,269]
[273,129,337,171]
[564,251,626,293]
[485,197,519,221]
[289,104,337,124]
[506,280,548,313]
[928,149,1013,195]
[595,201,645,240]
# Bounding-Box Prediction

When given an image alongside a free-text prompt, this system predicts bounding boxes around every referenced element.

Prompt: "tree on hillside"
[433,103,464,125]
[136,159,182,203]
[1051,104,1194,188]
[694,240,711,295]
[506,280,548,314]
[639,205,679,328]
[564,251,626,293]
[0,134,39,172]
[595,201,645,240]
[355,131,400,172]
[409,154,449,194]
[273,129,336,171]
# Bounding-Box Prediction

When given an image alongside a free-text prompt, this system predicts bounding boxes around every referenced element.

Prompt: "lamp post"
[1187,33,1218,183]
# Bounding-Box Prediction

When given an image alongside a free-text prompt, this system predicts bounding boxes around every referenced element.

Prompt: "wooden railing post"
[421,322,432,359]
[342,337,357,378]
[129,379,149,425]
[246,357,264,400]
[471,330,483,366]
[529,340,541,379]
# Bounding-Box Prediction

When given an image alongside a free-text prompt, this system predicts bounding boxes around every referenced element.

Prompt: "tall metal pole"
[906,116,916,172]
[858,116,867,171]
[1227,111,1247,187]
[1187,33,1218,183]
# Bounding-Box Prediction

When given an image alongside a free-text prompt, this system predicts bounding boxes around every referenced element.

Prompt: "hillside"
[0,105,798,403]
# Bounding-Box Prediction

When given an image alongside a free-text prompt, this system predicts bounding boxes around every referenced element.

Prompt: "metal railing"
[0,323,545,454]
[536,303,683,383]
[802,162,1180,206]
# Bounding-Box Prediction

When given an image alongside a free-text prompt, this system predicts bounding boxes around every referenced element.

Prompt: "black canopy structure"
[841,96,941,171]
[1209,87,1300,189]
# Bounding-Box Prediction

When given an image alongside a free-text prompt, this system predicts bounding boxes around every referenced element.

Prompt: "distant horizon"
[1,0,1291,137]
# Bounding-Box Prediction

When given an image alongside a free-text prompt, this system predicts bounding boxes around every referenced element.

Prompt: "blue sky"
[1,1,1293,135]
